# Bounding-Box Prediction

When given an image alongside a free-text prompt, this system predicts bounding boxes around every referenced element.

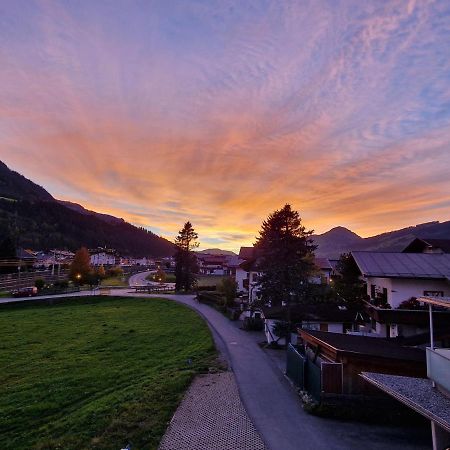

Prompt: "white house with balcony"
[362,296,450,450]
[351,251,450,338]
[352,251,450,309]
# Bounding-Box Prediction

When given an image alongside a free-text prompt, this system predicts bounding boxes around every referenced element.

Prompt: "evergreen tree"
[333,253,366,306]
[255,204,316,306]
[174,222,199,291]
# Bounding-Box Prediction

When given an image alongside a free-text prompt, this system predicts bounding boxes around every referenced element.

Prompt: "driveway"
[114,292,430,450]
[128,271,153,286]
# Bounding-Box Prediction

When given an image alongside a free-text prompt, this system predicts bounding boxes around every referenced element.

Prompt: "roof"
[351,251,450,280]
[299,329,426,362]
[417,296,450,309]
[238,247,255,260]
[403,238,450,254]
[361,372,450,432]
[225,255,244,268]
[314,257,332,271]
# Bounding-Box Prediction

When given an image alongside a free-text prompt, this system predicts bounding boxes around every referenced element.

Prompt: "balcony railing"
[426,347,450,393]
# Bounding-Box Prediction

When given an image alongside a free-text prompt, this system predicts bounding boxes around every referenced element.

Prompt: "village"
[1,233,449,450]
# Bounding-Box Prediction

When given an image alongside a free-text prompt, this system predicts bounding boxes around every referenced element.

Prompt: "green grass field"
[0,296,215,450]
[100,276,129,287]
[196,275,226,287]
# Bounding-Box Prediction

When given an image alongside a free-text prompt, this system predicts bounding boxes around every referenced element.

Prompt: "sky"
[1,0,450,252]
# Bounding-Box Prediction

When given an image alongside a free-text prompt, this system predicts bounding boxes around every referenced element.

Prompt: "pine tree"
[174,222,199,291]
[255,204,316,306]
[333,253,366,306]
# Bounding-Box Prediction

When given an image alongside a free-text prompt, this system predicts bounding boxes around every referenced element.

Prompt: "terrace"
[362,296,450,450]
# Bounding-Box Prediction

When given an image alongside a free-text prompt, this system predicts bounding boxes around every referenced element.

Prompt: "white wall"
[390,278,449,308]
[90,253,115,266]
[235,267,248,292]
[367,276,450,308]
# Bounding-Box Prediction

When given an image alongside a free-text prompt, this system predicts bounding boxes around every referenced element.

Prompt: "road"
[113,292,430,450]
[128,271,153,286]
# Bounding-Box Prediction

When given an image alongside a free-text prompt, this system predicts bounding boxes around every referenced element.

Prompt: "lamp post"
[18,265,21,291]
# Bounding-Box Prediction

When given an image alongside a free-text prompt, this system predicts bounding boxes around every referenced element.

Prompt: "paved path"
[115,292,430,450]
[159,372,267,450]
[128,271,153,286]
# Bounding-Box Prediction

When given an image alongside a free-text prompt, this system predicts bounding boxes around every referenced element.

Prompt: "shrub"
[34,278,45,290]
[219,277,237,307]
[397,297,426,310]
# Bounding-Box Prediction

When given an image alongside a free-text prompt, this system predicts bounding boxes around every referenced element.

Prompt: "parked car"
[11,287,38,298]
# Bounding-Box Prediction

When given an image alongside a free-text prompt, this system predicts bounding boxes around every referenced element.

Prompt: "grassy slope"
[196,275,226,287]
[0,296,215,450]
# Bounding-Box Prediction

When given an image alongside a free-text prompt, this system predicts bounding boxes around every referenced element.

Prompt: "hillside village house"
[261,304,367,346]
[351,251,450,338]
[362,296,450,450]
[293,329,426,399]
[403,237,450,254]
[236,246,333,302]
[90,248,119,266]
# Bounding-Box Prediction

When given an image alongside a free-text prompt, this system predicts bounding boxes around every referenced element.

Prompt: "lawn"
[0,296,216,450]
[146,273,176,283]
[100,276,129,287]
[196,275,226,288]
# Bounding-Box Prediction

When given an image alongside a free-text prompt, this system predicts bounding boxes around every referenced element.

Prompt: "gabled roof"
[238,247,255,260]
[314,257,332,271]
[403,238,450,254]
[299,329,425,362]
[351,251,450,280]
[225,255,244,268]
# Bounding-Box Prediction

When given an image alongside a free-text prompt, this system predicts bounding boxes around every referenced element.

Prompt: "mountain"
[57,200,125,225]
[197,248,237,256]
[0,161,54,202]
[0,161,174,257]
[314,221,450,258]
[313,227,363,258]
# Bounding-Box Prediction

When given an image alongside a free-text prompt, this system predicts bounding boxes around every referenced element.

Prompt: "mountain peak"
[0,160,54,202]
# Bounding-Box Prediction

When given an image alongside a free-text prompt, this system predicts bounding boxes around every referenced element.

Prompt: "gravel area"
[159,371,267,450]
[361,372,450,432]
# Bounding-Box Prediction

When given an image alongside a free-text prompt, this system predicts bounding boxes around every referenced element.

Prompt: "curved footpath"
[116,292,430,450]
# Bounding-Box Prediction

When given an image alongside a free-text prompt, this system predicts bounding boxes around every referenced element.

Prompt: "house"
[351,251,450,338]
[223,255,244,278]
[361,296,450,450]
[90,247,119,266]
[196,254,228,275]
[236,245,333,301]
[291,329,426,400]
[309,257,332,284]
[261,303,368,345]
[403,237,450,254]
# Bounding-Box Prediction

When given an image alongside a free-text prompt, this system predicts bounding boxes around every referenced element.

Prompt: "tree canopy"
[255,204,317,306]
[69,247,92,283]
[174,222,199,292]
[333,252,366,306]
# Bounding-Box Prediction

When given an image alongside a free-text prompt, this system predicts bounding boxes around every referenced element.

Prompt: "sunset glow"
[1,0,449,251]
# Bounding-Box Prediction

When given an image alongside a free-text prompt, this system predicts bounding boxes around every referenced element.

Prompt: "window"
[424,290,444,297]
[370,284,376,299]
